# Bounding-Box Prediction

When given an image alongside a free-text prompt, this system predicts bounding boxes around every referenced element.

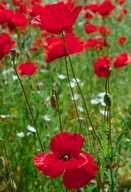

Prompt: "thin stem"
[61,32,101,146]
[52,88,63,133]
[12,58,44,153]
[64,56,82,132]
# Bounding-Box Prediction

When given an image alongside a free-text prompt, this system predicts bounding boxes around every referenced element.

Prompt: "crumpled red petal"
[33,153,64,178]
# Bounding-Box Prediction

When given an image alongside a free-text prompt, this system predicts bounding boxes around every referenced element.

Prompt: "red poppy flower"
[117,0,125,5]
[94,56,110,78]
[84,23,97,34]
[99,26,110,35]
[0,9,14,24]
[84,3,99,13]
[113,52,128,68]
[16,62,39,76]
[12,10,29,27]
[84,11,94,21]
[31,2,82,34]
[117,36,127,44]
[85,36,104,50]
[43,34,84,62]
[0,33,15,60]
[33,132,98,189]
[98,0,115,17]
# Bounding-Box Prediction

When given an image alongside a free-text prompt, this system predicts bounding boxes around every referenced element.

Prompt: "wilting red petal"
[50,132,84,158]
[33,153,64,178]
[63,152,98,189]
[17,62,38,76]
[38,2,82,34]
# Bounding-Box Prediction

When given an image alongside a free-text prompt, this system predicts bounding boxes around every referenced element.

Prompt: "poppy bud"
[104,93,112,107]
[0,156,5,170]
[50,88,57,109]
[10,49,16,59]
[50,95,57,109]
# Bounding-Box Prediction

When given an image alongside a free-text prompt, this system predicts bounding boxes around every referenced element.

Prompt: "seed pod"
[50,95,57,109]
[104,93,112,107]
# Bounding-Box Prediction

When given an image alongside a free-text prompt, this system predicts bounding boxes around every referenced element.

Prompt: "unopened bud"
[0,156,5,170]
[104,93,112,107]
[50,88,57,109]
[10,49,16,59]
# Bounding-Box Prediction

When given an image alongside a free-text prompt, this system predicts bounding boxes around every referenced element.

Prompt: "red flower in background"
[117,0,125,5]
[84,11,94,21]
[94,56,110,78]
[113,52,128,68]
[32,2,82,34]
[98,0,115,17]
[0,9,14,24]
[85,36,104,50]
[0,33,15,60]
[84,23,97,34]
[43,34,84,62]
[12,10,29,27]
[17,62,39,76]
[84,3,99,13]
[99,26,110,35]
[33,132,98,189]
[117,36,127,44]
[117,8,128,21]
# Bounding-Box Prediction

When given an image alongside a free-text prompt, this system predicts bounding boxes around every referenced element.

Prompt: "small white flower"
[98,92,105,97]
[72,78,80,83]
[100,110,108,116]
[2,68,13,76]
[57,74,67,80]
[17,132,25,138]
[26,132,32,136]
[42,115,51,122]
[27,125,36,132]
[68,81,76,88]
[71,94,80,100]
[0,114,10,118]
[12,75,18,81]
[77,105,84,112]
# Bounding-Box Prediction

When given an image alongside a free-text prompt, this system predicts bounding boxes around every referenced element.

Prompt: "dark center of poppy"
[62,154,71,162]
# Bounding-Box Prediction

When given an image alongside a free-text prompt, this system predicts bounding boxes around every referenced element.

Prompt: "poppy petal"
[33,153,64,178]
[63,153,98,189]
[16,62,38,76]
[50,132,84,157]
